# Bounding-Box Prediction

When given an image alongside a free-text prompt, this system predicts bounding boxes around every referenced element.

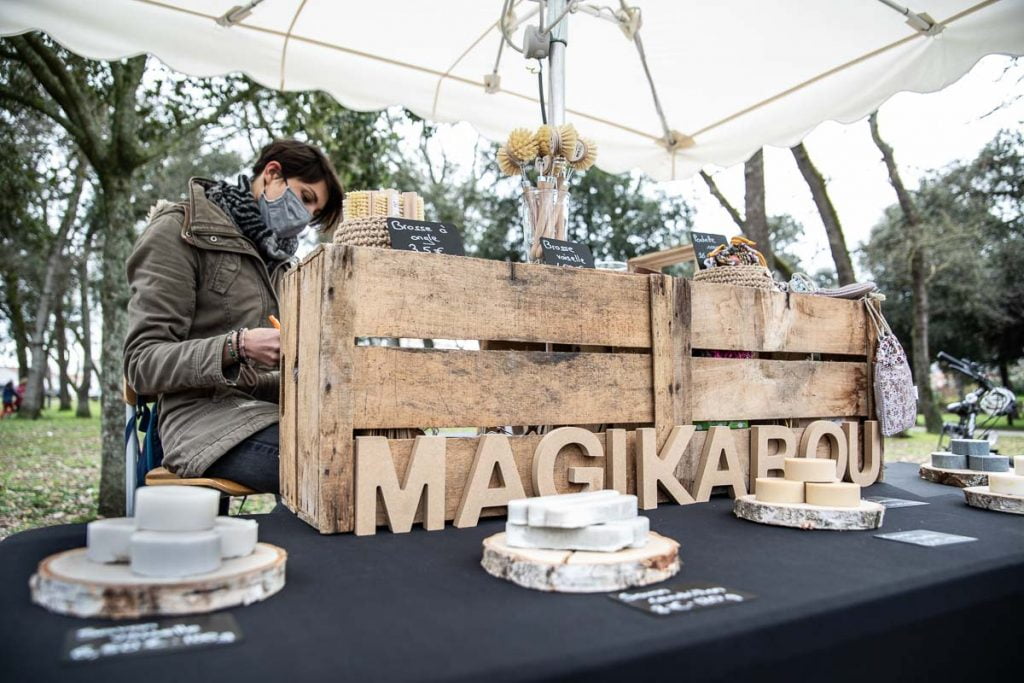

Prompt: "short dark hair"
[251,139,344,229]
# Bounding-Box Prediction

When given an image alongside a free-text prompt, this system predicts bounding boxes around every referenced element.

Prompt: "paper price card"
[61,614,242,664]
[610,581,756,617]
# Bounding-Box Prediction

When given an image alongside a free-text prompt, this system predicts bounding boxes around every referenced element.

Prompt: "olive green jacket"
[124,178,291,478]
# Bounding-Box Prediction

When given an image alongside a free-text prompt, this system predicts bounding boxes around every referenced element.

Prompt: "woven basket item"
[693,265,777,291]
[333,216,391,248]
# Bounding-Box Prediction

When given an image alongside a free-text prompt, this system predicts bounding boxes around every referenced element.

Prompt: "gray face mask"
[259,184,311,239]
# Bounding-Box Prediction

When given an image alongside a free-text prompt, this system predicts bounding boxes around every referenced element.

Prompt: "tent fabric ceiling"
[2,0,1022,180]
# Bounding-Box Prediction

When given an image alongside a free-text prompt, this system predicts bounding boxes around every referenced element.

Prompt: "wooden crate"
[280,245,880,533]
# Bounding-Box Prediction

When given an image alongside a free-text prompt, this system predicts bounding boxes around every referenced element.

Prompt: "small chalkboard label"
[540,238,595,269]
[610,581,756,617]
[62,614,242,664]
[689,231,729,270]
[875,529,976,547]
[386,218,465,256]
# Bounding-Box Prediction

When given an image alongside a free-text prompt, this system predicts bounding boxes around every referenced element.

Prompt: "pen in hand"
[269,315,281,330]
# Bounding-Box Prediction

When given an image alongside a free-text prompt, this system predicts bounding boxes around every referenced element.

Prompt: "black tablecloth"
[2,462,1022,682]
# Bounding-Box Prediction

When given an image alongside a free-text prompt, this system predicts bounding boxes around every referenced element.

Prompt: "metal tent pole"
[546,0,568,126]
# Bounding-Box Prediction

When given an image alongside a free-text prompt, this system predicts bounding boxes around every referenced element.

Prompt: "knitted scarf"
[199,176,298,264]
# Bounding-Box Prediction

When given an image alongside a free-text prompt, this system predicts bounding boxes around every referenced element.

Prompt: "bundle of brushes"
[343,189,425,221]
[497,124,598,261]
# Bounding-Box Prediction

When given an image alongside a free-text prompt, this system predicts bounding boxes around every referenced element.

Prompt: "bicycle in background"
[936,351,1018,453]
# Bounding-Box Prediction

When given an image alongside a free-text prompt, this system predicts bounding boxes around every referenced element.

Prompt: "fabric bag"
[865,299,917,436]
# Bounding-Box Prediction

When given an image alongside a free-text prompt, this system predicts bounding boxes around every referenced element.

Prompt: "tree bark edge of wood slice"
[733,495,884,531]
[963,486,1024,515]
[919,464,990,489]
[481,531,681,593]
[30,543,287,619]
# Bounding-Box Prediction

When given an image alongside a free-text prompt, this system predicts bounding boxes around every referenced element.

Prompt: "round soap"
[215,517,259,558]
[1015,455,1024,476]
[130,530,222,578]
[783,457,837,483]
[134,485,219,532]
[988,473,1024,497]
[805,482,861,508]
[754,478,805,504]
[86,518,136,564]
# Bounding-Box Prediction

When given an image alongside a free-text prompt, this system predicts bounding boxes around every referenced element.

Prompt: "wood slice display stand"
[734,495,884,531]
[963,486,1024,515]
[30,543,287,619]
[919,464,991,489]
[481,531,680,593]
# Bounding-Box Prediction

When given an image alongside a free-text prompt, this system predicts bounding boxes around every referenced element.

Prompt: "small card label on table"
[386,218,465,256]
[62,614,242,664]
[610,581,756,617]
[540,238,595,269]
[863,496,929,509]
[875,529,977,547]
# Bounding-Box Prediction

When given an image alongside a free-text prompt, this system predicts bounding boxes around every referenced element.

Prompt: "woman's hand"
[242,327,281,367]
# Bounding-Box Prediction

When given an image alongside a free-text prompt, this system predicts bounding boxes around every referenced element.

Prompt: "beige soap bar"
[805,482,860,508]
[783,457,837,483]
[988,473,1024,496]
[1015,456,1024,476]
[754,478,805,504]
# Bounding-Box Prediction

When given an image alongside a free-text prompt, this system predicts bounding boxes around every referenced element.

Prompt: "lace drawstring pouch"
[864,298,917,436]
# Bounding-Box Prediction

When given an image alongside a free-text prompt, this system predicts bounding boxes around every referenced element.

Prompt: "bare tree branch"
[699,170,744,229]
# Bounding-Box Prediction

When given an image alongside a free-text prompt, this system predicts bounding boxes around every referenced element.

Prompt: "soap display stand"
[963,486,1024,515]
[919,464,991,489]
[481,531,679,593]
[733,495,884,531]
[30,543,287,619]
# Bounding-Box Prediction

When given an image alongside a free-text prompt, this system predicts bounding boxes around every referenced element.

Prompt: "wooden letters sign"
[353,420,882,535]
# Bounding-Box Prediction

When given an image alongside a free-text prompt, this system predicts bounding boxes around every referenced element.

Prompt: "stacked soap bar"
[988,456,1024,496]
[85,486,259,578]
[931,439,1009,472]
[505,490,649,553]
[754,458,861,508]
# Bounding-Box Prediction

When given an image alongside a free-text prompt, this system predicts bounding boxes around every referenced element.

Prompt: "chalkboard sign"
[610,581,756,617]
[539,237,595,269]
[386,218,465,256]
[62,614,242,663]
[689,231,729,270]
[875,529,977,547]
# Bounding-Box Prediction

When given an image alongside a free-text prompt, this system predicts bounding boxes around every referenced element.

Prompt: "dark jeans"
[203,423,280,495]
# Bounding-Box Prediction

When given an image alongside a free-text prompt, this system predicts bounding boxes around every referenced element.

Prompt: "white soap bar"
[134,486,219,532]
[754,478,805,504]
[805,482,861,508]
[130,530,222,577]
[988,473,1024,497]
[214,517,259,558]
[784,457,837,483]
[1015,456,1024,476]
[86,518,136,564]
[506,516,650,552]
[527,493,637,528]
[507,490,618,524]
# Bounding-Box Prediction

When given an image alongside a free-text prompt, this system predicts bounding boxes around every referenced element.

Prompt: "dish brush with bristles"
[343,191,371,221]
[497,146,521,176]
[536,124,561,157]
[557,124,578,160]
[506,128,539,165]
[570,138,598,172]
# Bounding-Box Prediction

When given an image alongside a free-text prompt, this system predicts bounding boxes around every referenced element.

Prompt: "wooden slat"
[278,261,300,511]
[336,245,652,348]
[350,347,654,429]
[650,276,691,450]
[318,247,357,533]
[691,358,868,421]
[296,252,324,522]
[690,282,868,355]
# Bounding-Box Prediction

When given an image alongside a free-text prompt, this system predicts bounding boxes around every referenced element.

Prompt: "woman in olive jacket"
[124,140,343,493]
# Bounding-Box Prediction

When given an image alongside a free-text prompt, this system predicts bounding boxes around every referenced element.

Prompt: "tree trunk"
[3,271,30,378]
[97,173,136,516]
[743,149,773,271]
[76,252,93,419]
[869,112,942,433]
[790,142,856,285]
[54,296,72,411]
[20,163,84,419]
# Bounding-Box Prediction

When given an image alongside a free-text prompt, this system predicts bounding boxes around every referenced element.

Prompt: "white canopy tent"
[2,0,1022,180]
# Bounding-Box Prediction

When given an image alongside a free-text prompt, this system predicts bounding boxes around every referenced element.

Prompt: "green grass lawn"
[0,402,273,541]
[917,412,1023,431]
